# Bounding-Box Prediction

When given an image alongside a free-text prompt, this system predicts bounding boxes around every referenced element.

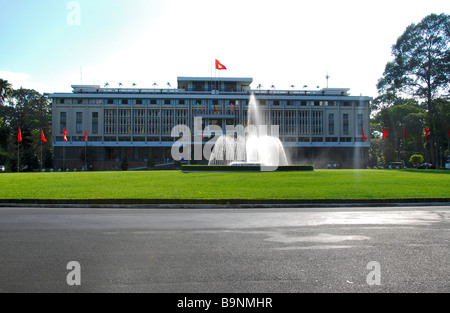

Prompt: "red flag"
[40,128,47,142]
[84,129,87,142]
[18,127,22,142]
[404,128,407,141]
[382,128,387,140]
[425,128,430,140]
[63,128,68,142]
[362,129,367,142]
[215,59,227,70]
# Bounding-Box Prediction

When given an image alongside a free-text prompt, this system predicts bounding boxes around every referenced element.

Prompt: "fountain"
[208,93,289,167]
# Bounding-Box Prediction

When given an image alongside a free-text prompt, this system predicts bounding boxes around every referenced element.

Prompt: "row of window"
[57,98,369,107]
[60,112,98,134]
[60,111,365,137]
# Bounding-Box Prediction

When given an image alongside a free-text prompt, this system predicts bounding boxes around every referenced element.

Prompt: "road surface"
[0,205,448,293]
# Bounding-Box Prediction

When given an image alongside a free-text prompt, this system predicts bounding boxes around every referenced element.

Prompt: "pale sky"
[0,0,449,98]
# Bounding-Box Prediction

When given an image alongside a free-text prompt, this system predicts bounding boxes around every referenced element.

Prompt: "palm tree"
[132,83,137,88]
[104,83,109,88]
[290,85,295,90]
[118,82,123,88]
[271,85,275,90]
[167,82,171,89]
[257,84,262,90]
[0,79,13,105]
[152,82,158,88]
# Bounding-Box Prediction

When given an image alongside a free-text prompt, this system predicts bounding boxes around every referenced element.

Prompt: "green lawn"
[0,169,449,201]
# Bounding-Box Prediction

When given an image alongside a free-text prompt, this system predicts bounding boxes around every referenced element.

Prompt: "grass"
[0,169,449,202]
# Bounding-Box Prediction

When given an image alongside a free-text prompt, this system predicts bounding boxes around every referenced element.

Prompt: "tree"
[3,88,52,171]
[410,154,424,167]
[371,104,427,165]
[377,13,450,108]
[376,13,450,164]
[0,79,13,105]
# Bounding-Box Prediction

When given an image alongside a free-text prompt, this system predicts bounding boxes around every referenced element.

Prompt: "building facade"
[50,77,372,170]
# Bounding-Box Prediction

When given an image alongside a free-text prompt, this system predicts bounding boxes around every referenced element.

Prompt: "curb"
[1,198,449,209]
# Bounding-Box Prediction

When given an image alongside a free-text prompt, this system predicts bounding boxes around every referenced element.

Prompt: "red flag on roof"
[425,128,430,140]
[18,127,22,142]
[40,129,47,142]
[382,128,387,140]
[362,129,367,142]
[63,128,68,142]
[84,129,87,142]
[215,59,227,70]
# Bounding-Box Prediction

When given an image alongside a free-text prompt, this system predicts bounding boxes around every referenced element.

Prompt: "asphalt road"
[0,205,448,293]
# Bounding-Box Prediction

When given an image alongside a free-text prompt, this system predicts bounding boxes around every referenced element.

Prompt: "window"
[76,112,83,133]
[133,109,145,134]
[328,114,335,135]
[343,114,349,135]
[149,99,159,105]
[118,109,131,134]
[60,112,67,133]
[105,99,116,105]
[136,99,144,105]
[311,111,323,135]
[92,112,99,134]
[104,109,117,134]
[357,114,363,133]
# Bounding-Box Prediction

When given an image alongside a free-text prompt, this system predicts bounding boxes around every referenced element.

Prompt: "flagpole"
[85,135,87,171]
[17,138,19,173]
[41,139,43,172]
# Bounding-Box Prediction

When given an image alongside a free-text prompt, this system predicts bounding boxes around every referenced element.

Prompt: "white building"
[50,77,371,170]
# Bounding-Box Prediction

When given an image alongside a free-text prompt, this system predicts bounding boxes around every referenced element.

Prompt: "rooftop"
[66,79,354,97]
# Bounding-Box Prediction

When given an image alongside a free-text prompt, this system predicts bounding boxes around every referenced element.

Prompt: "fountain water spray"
[209,93,289,167]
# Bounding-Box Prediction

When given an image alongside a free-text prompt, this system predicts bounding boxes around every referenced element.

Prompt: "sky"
[0,0,449,98]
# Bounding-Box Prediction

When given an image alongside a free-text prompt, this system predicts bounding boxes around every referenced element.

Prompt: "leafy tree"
[376,13,450,164]
[377,13,450,109]
[2,88,52,171]
[0,79,13,105]
[372,105,427,165]
[409,154,424,167]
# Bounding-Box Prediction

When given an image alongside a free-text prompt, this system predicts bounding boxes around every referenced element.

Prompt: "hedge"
[181,165,314,172]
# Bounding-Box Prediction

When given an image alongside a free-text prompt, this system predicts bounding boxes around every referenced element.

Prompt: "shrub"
[409,154,424,167]
[181,165,314,172]
[121,157,128,171]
